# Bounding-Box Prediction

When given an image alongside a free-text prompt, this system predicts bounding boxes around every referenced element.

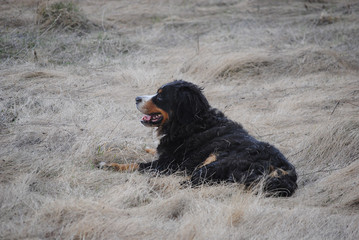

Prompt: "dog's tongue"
[142,115,152,121]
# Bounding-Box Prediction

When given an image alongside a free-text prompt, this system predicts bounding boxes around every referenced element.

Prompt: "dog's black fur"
[136,80,297,197]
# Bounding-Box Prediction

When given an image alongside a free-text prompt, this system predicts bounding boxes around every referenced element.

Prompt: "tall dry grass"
[1,0,359,239]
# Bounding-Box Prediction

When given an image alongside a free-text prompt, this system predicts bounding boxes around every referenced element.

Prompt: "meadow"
[1,0,359,239]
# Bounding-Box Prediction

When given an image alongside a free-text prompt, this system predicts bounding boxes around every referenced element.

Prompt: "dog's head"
[136,80,210,133]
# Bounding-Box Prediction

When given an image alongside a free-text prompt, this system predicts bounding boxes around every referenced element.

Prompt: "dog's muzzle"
[135,95,163,127]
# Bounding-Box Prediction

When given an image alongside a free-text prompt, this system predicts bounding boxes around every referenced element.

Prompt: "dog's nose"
[135,96,142,104]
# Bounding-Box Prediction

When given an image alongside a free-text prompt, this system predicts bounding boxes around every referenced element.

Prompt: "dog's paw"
[97,162,118,171]
[98,161,108,169]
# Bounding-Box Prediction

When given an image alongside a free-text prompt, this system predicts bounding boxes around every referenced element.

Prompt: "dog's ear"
[175,85,209,125]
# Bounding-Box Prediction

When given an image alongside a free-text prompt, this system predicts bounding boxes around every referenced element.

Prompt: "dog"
[100,80,298,197]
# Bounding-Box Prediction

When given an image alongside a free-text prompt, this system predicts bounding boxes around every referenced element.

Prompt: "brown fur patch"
[200,154,217,168]
[145,148,157,155]
[269,167,288,178]
[143,99,169,124]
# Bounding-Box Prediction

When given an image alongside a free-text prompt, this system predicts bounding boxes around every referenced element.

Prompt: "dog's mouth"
[141,113,163,127]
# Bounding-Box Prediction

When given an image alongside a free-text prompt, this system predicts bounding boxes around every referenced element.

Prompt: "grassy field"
[1,0,359,239]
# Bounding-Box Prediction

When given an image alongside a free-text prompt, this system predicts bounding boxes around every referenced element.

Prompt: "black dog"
[101,80,297,197]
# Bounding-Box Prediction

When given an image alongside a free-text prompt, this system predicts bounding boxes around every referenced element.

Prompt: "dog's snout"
[136,95,155,108]
[135,96,142,104]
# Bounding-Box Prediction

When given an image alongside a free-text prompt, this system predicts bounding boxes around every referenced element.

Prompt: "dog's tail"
[264,168,298,197]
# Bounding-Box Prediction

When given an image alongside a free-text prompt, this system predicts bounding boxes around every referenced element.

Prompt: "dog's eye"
[156,94,163,101]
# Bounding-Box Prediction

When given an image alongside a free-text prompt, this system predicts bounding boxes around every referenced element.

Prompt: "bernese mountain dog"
[100,80,298,197]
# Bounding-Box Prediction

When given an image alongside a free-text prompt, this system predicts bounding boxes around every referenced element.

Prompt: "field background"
[1,0,359,239]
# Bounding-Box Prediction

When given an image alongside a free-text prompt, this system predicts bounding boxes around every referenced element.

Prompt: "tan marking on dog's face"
[142,99,169,125]
[200,154,217,168]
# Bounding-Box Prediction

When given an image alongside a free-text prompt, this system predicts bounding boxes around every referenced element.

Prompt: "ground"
[1,0,359,239]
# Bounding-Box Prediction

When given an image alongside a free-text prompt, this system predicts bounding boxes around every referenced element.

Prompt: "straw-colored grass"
[1,0,359,239]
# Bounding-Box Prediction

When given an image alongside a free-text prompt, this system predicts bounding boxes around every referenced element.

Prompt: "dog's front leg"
[99,162,139,172]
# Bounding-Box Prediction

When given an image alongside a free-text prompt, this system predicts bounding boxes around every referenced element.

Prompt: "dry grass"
[1,0,359,239]
[36,1,94,33]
